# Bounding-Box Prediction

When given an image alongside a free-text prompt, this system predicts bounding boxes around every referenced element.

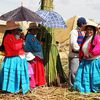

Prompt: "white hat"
[25,52,35,61]
[84,20,98,30]
[98,24,100,28]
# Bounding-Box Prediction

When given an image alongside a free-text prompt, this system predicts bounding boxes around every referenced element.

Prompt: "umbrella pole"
[39,0,67,86]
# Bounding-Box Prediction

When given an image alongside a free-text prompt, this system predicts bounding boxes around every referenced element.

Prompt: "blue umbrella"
[36,10,67,28]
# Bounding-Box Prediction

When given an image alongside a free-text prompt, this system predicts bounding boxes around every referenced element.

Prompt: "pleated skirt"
[1,56,29,94]
[74,57,100,93]
[31,56,46,86]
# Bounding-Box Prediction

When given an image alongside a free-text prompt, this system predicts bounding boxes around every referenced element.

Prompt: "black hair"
[86,26,96,48]
[27,29,32,32]
[17,28,22,32]
[80,25,96,51]
[25,32,28,40]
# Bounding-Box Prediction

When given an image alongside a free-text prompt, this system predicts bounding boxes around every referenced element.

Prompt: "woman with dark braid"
[74,22,100,92]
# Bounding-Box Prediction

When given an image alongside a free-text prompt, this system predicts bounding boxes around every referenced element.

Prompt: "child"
[25,52,36,88]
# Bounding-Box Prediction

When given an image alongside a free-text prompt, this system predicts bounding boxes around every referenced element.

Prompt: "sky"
[0,0,100,23]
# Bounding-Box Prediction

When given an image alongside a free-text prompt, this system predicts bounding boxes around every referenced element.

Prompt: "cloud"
[21,0,29,7]
[0,0,100,22]
[0,0,20,15]
[86,1,100,10]
[54,0,100,22]
[54,0,69,6]
[93,4,100,10]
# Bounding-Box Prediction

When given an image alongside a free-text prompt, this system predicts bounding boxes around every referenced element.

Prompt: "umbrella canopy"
[0,6,44,22]
[36,10,67,28]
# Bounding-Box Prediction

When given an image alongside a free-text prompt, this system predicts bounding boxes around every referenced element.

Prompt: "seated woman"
[74,22,100,93]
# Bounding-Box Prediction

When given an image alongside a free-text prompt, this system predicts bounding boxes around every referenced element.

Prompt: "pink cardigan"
[88,35,100,56]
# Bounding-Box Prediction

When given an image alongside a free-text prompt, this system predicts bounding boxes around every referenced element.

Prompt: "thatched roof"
[54,16,78,43]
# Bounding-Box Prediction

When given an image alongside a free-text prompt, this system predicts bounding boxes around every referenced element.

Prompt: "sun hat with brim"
[83,20,98,30]
[27,23,39,30]
[25,52,35,61]
[6,21,20,30]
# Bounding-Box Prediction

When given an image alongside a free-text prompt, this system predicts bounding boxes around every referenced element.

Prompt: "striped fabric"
[77,31,84,46]
[36,10,67,28]
[1,56,29,94]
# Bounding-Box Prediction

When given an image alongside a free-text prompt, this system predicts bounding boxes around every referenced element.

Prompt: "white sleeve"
[70,30,80,51]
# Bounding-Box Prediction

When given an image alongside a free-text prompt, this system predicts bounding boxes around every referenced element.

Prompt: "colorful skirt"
[1,56,29,94]
[74,57,100,93]
[30,56,46,86]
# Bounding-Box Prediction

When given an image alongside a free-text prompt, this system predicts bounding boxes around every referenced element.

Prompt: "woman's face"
[12,28,19,35]
[30,28,38,35]
[85,26,94,37]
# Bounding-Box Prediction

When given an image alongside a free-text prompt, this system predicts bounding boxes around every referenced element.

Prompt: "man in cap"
[68,17,87,87]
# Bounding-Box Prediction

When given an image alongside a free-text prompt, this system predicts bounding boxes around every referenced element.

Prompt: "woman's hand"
[20,32,25,40]
[89,53,93,58]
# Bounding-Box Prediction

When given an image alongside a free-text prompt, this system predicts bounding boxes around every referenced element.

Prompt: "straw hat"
[6,21,20,30]
[83,20,98,30]
[27,23,39,30]
[98,24,100,29]
[25,52,35,61]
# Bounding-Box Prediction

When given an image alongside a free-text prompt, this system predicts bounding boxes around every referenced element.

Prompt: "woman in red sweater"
[0,21,29,94]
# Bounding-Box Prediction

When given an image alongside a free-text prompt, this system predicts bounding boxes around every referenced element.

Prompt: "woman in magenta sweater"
[74,22,100,93]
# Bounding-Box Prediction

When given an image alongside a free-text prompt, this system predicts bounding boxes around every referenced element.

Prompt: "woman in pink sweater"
[74,22,100,93]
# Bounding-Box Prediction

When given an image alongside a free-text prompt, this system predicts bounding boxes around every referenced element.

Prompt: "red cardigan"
[4,34,24,56]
